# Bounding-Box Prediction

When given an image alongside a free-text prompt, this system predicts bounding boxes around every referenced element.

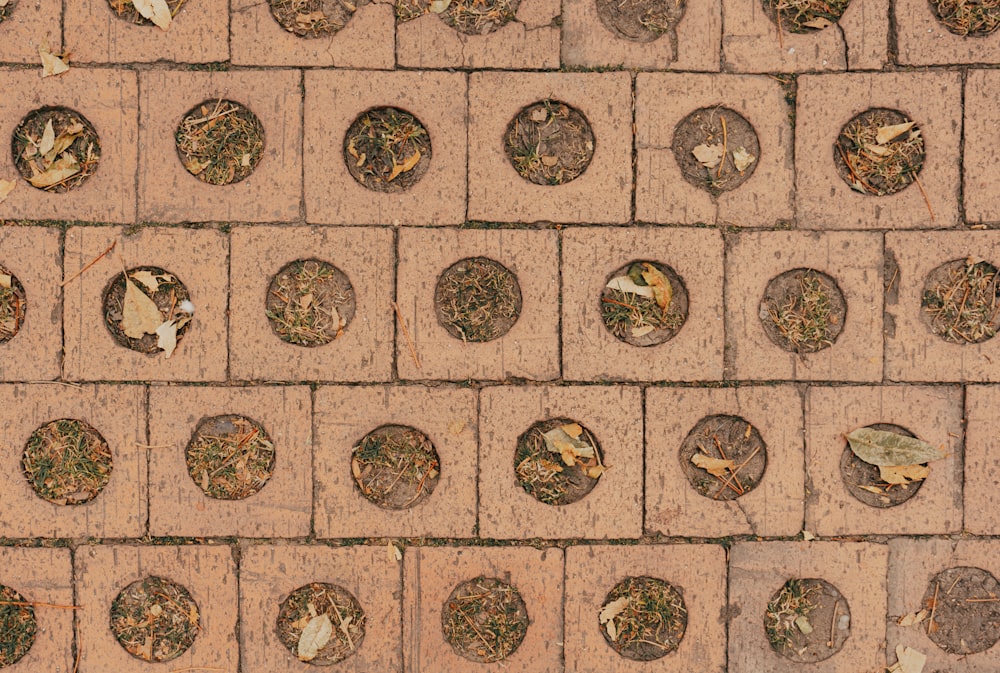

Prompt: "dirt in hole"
[761,0,850,32]
[185,415,275,500]
[599,576,687,660]
[765,578,851,663]
[11,106,101,193]
[595,0,685,41]
[0,266,26,344]
[351,424,440,509]
[176,99,265,186]
[266,259,355,347]
[759,268,846,354]
[344,107,431,193]
[442,576,529,663]
[840,423,925,508]
[930,0,1000,35]
[834,107,925,197]
[276,582,366,664]
[601,261,688,347]
[434,257,522,343]
[514,417,604,506]
[269,0,368,36]
[103,266,193,354]
[678,414,767,501]
[923,566,1000,655]
[22,419,113,506]
[505,100,595,186]
[110,576,200,662]
[0,584,36,667]
[671,106,759,195]
[921,257,1000,344]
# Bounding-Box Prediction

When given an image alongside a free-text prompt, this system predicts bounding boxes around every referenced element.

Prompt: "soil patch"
[103,266,193,354]
[22,419,112,506]
[266,259,355,347]
[351,424,440,509]
[923,566,1000,654]
[834,108,924,197]
[599,576,687,660]
[0,266,26,344]
[185,415,275,500]
[765,578,851,662]
[672,106,759,195]
[678,414,767,501]
[759,268,846,354]
[596,0,685,41]
[12,106,101,193]
[0,584,36,667]
[106,0,186,24]
[514,417,604,506]
[761,0,850,32]
[601,261,688,347]
[442,576,528,663]
[344,107,431,193]
[435,257,522,343]
[443,0,518,33]
[276,582,366,664]
[930,0,1000,35]
[110,576,200,662]
[840,423,925,508]
[921,257,1000,344]
[176,99,265,186]
[504,100,595,186]
[269,0,368,36]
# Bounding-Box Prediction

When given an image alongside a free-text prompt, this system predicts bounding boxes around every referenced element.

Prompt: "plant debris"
[931,0,1000,35]
[765,578,850,662]
[277,583,366,665]
[106,0,186,27]
[185,415,276,500]
[176,99,265,186]
[890,644,927,673]
[351,424,440,509]
[672,106,759,194]
[515,418,605,505]
[595,0,685,41]
[110,576,200,662]
[505,100,595,186]
[845,427,944,467]
[0,266,26,343]
[104,266,193,356]
[602,261,688,346]
[834,108,925,196]
[0,178,14,204]
[599,577,687,661]
[13,107,100,192]
[840,423,929,507]
[0,584,36,667]
[269,0,367,37]
[38,42,70,77]
[395,0,518,34]
[344,107,431,193]
[434,257,522,343]
[922,567,1000,654]
[763,0,849,33]
[921,257,1000,344]
[21,419,113,506]
[679,414,767,500]
[266,259,355,347]
[442,576,529,663]
[760,268,846,354]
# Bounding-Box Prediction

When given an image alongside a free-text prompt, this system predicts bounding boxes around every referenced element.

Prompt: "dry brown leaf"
[691,453,734,478]
[641,263,672,311]
[387,541,402,562]
[879,464,930,484]
[131,0,172,30]
[27,154,80,188]
[38,44,69,77]
[295,10,325,24]
[801,16,832,28]
[606,275,654,297]
[155,320,178,358]
[0,274,10,289]
[631,325,655,338]
[429,0,451,12]
[346,139,358,159]
[183,157,207,175]
[599,597,629,625]
[121,277,163,339]
[858,484,885,495]
[299,292,314,310]
[561,423,583,439]
[297,614,334,662]
[541,155,559,167]
[188,603,199,626]
[0,179,15,205]
[876,121,915,145]
[448,419,466,435]
[732,146,756,172]
[530,108,547,123]
[38,120,55,158]
[802,530,816,541]
[692,143,723,169]
[542,426,595,466]
[864,143,890,157]
[585,464,606,479]
[0,0,10,7]
[605,618,618,641]
[893,644,927,673]
[130,270,175,292]
[387,149,421,182]
[898,609,928,627]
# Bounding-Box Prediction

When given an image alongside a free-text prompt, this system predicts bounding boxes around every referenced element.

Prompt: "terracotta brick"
[805,385,963,536]
[896,0,1000,65]
[722,0,888,72]
[63,226,228,382]
[0,0,61,63]
[885,231,1000,382]
[479,385,643,539]
[0,69,137,223]
[76,544,238,673]
[562,227,724,382]
[963,385,1000,534]
[964,70,1000,223]
[395,228,559,381]
[231,0,394,67]
[397,1,559,69]
[726,231,884,381]
[562,0,720,70]
[304,70,467,226]
[565,544,726,672]
[0,226,61,381]
[635,73,794,227]
[229,226,394,382]
[887,538,1000,672]
[729,541,889,673]
[138,70,302,223]
[0,547,73,672]
[65,0,228,64]
[314,385,477,538]
[241,544,402,673]
[0,384,146,538]
[148,385,312,538]
[645,386,804,538]
[796,72,962,229]
[468,72,632,224]
[404,546,563,673]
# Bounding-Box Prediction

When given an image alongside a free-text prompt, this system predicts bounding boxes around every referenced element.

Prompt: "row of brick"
[0,0,995,70]
[5,225,1000,383]
[0,69,997,227]
[6,539,997,672]
[2,381,996,539]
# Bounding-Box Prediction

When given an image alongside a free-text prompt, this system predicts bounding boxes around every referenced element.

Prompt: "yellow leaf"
[732,146,756,172]
[858,484,885,495]
[894,644,927,673]
[155,320,178,358]
[691,453,734,478]
[38,120,55,158]
[802,530,816,541]
[542,426,595,466]
[641,263,672,311]
[38,44,69,77]
[131,0,172,29]
[27,154,80,188]
[599,596,629,624]
[0,179,15,205]
[691,143,723,169]
[876,121,915,145]
[297,614,334,662]
[121,277,163,339]
[606,275,654,297]
[898,609,928,627]
[387,541,402,562]
[585,464,606,479]
[346,139,358,159]
[44,127,84,165]
[387,149,421,182]
[606,618,618,641]
[183,157,207,175]
[130,270,175,292]
[561,423,583,439]
[879,464,930,485]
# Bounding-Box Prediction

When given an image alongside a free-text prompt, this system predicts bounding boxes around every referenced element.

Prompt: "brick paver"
[895,0,1000,65]
[964,70,1000,224]
[963,385,1000,535]
[0,0,61,62]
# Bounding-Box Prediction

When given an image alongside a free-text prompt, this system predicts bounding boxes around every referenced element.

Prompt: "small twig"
[713,435,745,494]
[828,599,840,647]
[718,115,728,180]
[0,600,82,610]
[913,174,936,222]
[965,597,1000,602]
[72,641,81,673]
[886,265,899,295]
[714,446,761,498]
[927,581,939,635]
[26,380,84,388]
[61,240,116,287]
[391,300,421,370]
[776,9,784,49]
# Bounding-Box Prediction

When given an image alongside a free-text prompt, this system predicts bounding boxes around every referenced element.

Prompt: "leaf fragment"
[155,320,178,358]
[297,614,334,662]
[429,0,451,12]
[892,644,927,673]
[542,426,595,466]
[27,154,80,188]
[640,263,672,311]
[691,453,734,478]
[801,16,832,28]
[0,179,15,205]
[845,428,944,466]
[387,149,421,182]
[38,120,55,158]
[530,108,547,123]
[599,597,629,625]
[732,146,756,172]
[898,609,928,627]
[631,325,655,338]
[606,275,654,297]
[0,273,10,289]
[38,44,69,77]
[794,615,814,634]
[876,121,915,145]
[387,541,402,562]
[692,143,724,169]
[878,463,930,484]
[130,270,175,292]
[131,0,172,30]
[541,155,559,167]
[448,419,466,435]
[121,278,163,339]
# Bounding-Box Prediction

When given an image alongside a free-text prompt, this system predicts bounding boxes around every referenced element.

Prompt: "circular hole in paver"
[0,0,17,24]
[833,107,925,197]
[268,0,367,37]
[442,576,529,663]
[761,0,850,32]
[671,106,759,195]
[175,99,265,186]
[103,266,193,355]
[0,265,26,344]
[266,259,356,347]
[276,582,366,664]
[678,414,767,501]
[442,0,519,33]
[22,419,112,506]
[351,424,440,510]
[764,578,851,662]
[922,566,1000,654]
[601,260,688,347]
[110,576,200,663]
[105,0,184,24]
[343,107,431,193]
[185,414,275,500]
[0,584,36,668]
[434,257,522,343]
[11,106,101,193]
[504,100,595,186]
[596,0,685,41]
[598,576,687,660]
[840,423,926,508]
[921,257,1000,344]
[930,0,1000,36]
[759,268,846,354]
[514,417,604,506]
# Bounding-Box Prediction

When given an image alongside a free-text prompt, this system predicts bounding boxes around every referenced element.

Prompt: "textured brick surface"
[895,0,1000,65]
[964,70,1000,224]
[0,0,61,62]
[964,385,1000,535]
